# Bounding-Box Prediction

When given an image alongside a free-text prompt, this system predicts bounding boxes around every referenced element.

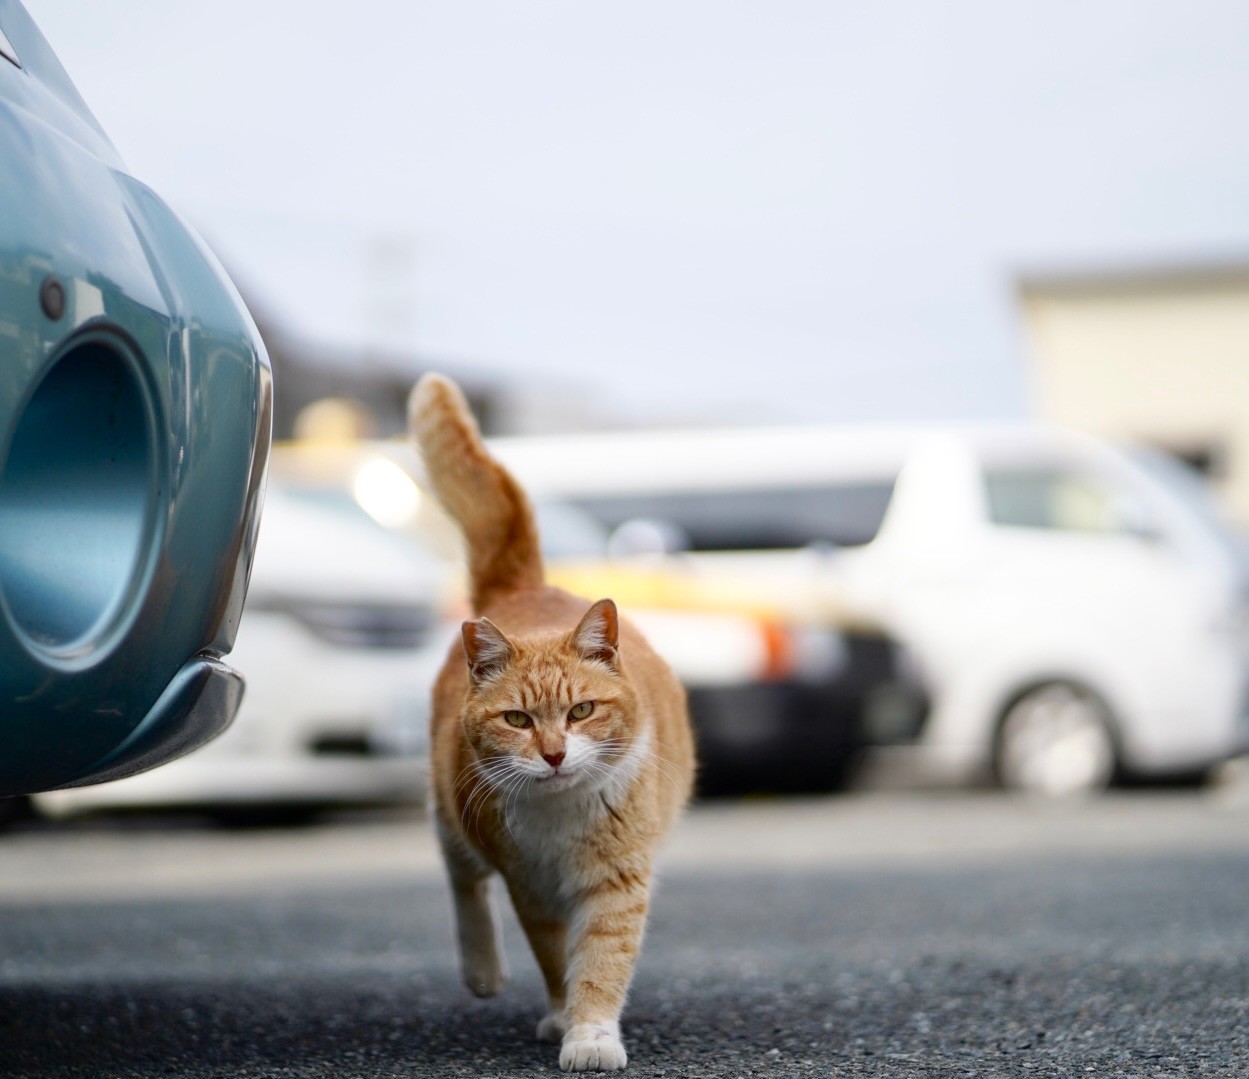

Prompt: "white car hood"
[248,490,443,606]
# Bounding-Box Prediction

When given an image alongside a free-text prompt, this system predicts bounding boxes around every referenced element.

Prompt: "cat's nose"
[542,751,565,768]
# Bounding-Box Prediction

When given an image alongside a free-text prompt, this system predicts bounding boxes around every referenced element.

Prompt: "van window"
[533,500,610,559]
[572,482,897,552]
[984,468,1128,534]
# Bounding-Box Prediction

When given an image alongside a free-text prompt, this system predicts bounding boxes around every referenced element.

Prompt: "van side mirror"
[1113,496,1160,543]
[607,518,690,558]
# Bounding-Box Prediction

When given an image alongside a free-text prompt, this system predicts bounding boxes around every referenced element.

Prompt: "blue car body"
[0,1,272,794]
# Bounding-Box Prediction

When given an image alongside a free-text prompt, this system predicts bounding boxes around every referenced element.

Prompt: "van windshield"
[570,481,896,552]
[1128,448,1249,572]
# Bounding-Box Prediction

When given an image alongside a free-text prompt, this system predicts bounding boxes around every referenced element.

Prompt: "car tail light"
[758,620,795,681]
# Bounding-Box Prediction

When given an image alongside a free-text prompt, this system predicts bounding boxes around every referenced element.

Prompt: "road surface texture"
[1,791,1247,1077]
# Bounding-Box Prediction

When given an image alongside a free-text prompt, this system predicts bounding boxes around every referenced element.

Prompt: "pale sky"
[25,1,1249,423]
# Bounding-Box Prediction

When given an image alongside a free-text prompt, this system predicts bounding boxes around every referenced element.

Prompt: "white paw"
[461,952,507,998]
[560,1023,627,1072]
[537,1010,568,1043]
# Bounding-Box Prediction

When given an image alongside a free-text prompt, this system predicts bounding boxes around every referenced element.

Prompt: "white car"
[485,424,1249,796]
[35,484,451,822]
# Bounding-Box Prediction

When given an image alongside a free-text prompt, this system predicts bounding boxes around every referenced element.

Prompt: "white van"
[489,425,1249,796]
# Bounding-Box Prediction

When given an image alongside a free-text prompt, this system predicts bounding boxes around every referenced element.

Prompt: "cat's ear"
[462,618,514,685]
[572,598,619,669]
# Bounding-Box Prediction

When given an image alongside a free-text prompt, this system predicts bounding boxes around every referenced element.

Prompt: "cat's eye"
[503,710,532,728]
[568,701,594,721]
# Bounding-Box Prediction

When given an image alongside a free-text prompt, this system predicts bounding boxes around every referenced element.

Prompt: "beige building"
[1018,263,1249,524]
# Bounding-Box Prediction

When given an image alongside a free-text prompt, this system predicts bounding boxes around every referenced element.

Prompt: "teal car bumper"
[0,2,272,794]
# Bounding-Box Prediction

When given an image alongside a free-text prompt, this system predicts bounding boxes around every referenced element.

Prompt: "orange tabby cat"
[410,374,695,1073]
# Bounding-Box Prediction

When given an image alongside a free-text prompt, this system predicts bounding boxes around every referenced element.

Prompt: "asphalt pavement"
[1,791,1247,1077]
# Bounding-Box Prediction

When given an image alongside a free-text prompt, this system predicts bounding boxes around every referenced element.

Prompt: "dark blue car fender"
[0,0,272,794]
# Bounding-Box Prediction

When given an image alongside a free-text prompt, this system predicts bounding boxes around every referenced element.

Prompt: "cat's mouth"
[537,768,578,786]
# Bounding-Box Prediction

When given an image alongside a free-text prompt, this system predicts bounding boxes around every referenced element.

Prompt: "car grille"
[252,598,437,650]
[309,734,373,756]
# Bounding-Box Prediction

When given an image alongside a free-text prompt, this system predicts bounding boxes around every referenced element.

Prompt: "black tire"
[208,804,324,829]
[0,796,31,830]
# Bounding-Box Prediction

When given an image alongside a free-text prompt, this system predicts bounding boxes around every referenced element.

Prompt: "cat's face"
[460,599,641,795]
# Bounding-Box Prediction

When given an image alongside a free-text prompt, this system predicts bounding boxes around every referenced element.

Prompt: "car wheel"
[995,684,1117,797]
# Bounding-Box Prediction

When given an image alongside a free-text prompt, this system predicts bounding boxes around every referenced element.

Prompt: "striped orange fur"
[410,374,695,1073]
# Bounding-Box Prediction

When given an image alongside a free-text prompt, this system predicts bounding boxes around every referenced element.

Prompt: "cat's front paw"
[461,952,508,998]
[559,1023,627,1072]
[537,1010,568,1043]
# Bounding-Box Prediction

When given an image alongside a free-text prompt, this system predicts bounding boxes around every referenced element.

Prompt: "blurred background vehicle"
[487,424,1249,796]
[863,429,1249,795]
[545,556,925,796]
[257,442,927,797]
[0,1,270,800]
[34,482,450,824]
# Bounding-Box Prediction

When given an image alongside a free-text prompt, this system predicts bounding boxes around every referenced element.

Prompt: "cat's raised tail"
[409,373,544,611]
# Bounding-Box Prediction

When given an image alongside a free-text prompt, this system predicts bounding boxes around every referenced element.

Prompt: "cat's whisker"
[456,760,508,824]
[468,781,505,836]
[459,759,516,833]
[638,748,689,800]
[454,771,491,809]
[458,784,488,835]
[451,755,511,807]
[651,758,689,797]
[499,768,535,842]
[550,738,677,807]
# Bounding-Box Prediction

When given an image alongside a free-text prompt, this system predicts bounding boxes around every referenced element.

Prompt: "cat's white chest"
[506,787,603,909]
